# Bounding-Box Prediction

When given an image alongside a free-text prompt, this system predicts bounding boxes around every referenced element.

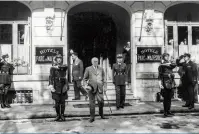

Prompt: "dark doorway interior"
[68,12,117,68]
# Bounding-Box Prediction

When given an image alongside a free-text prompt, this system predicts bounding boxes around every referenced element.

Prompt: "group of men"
[158,52,198,117]
[48,51,129,123]
[176,53,198,109]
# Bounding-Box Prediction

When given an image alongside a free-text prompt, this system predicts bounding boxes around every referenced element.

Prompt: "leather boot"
[4,94,11,108]
[54,104,60,121]
[60,104,65,121]
[0,94,5,108]
[99,105,105,119]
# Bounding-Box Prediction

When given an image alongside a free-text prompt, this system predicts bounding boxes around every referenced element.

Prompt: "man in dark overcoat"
[48,54,69,121]
[183,53,198,109]
[112,54,128,110]
[71,52,88,100]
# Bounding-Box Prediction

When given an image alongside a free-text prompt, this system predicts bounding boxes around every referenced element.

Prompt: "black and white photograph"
[0,0,199,133]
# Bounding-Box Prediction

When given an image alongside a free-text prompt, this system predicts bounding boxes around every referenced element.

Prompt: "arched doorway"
[164,3,199,62]
[68,1,130,82]
[0,1,31,75]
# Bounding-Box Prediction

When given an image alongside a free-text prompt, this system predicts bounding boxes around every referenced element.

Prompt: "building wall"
[133,11,164,101]
[9,1,196,103]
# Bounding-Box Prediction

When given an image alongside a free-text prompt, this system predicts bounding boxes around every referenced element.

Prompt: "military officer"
[158,53,176,117]
[112,54,128,110]
[71,52,88,100]
[183,53,198,109]
[0,54,15,108]
[48,54,69,121]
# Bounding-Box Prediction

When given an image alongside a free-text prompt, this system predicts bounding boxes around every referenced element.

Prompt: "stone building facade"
[0,1,198,103]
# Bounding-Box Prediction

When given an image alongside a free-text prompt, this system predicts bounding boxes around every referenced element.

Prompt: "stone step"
[66,93,135,101]
[65,97,140,105]
[67,88,133,94]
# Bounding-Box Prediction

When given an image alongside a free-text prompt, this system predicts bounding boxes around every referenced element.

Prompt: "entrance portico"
[1,1,198,103]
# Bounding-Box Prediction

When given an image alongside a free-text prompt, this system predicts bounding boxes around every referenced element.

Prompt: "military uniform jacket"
[49,65,68,94]
[184,61,198,85]
[72,59,84,81]
[0,61,15,84]
[112,63,128,85]
[158,61,176,89]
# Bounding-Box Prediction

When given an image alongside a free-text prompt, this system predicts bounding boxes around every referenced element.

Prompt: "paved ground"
[1,100,199,120]
[1,113,199,133]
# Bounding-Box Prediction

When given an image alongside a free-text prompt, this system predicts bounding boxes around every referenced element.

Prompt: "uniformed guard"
[158,53,176,117]
[0,54,15,108]
[183,53,198,109]
[112,54,128,110]
[48,54,69,121]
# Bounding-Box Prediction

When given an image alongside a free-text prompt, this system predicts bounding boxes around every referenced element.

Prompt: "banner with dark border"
[35,47,63,64]
[137,47,161,63]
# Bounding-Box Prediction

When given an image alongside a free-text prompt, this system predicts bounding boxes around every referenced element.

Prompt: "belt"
[115,73,125,75]
[55,77,66,81]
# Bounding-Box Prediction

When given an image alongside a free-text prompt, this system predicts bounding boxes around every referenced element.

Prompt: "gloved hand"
[48,85,55,92]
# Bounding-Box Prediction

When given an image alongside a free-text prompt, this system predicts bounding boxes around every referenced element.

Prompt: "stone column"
[131,13,137,97]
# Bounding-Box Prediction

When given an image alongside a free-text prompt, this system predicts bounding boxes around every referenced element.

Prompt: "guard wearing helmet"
[0,54,15,108]
[48,54,69,121]
[158,53,176,117]
[112,54,128,110]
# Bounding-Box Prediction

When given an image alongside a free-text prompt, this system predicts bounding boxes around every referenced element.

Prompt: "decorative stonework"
[44,8,55,35]
[144,9,154,35]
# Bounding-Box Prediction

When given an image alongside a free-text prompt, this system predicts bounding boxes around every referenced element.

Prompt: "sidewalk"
[0,101,199,120]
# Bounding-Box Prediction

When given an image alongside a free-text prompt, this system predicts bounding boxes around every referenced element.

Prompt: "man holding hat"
[0,53,15,108]
[71,51,88,100]
[48,54,69,121]
[183,53,198,109]
[158,53,176,117]
[112,54,128,110]
[83,57,107,123]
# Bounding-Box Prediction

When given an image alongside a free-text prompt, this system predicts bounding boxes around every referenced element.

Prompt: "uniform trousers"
[162,88,173,113]
[88,90,104,119]
[73,80,87,99]
[185,84,195,107]
[115,85,126,108]
[52,92,67,115]
[0,84,10,106]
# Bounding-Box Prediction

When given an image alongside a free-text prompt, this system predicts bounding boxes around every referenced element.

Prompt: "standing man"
[83,57,107,123]
[183,53,198,109]
[176,55,189,106]
[0,54,15,108]
[123,41,131,83]
[48,54,69,121]
[71,52,88,100]
[158,53,176,117]
[112,54,128,110]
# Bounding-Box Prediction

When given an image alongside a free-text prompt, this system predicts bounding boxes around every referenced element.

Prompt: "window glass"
[167,26,174,45]
[18,24,25,44]
[0,24,12,44]
[192,27,199,45]
[178,26,188,45]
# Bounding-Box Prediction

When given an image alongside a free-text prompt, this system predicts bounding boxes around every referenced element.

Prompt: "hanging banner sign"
[137,47,162,63]
[35,47,63,64]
